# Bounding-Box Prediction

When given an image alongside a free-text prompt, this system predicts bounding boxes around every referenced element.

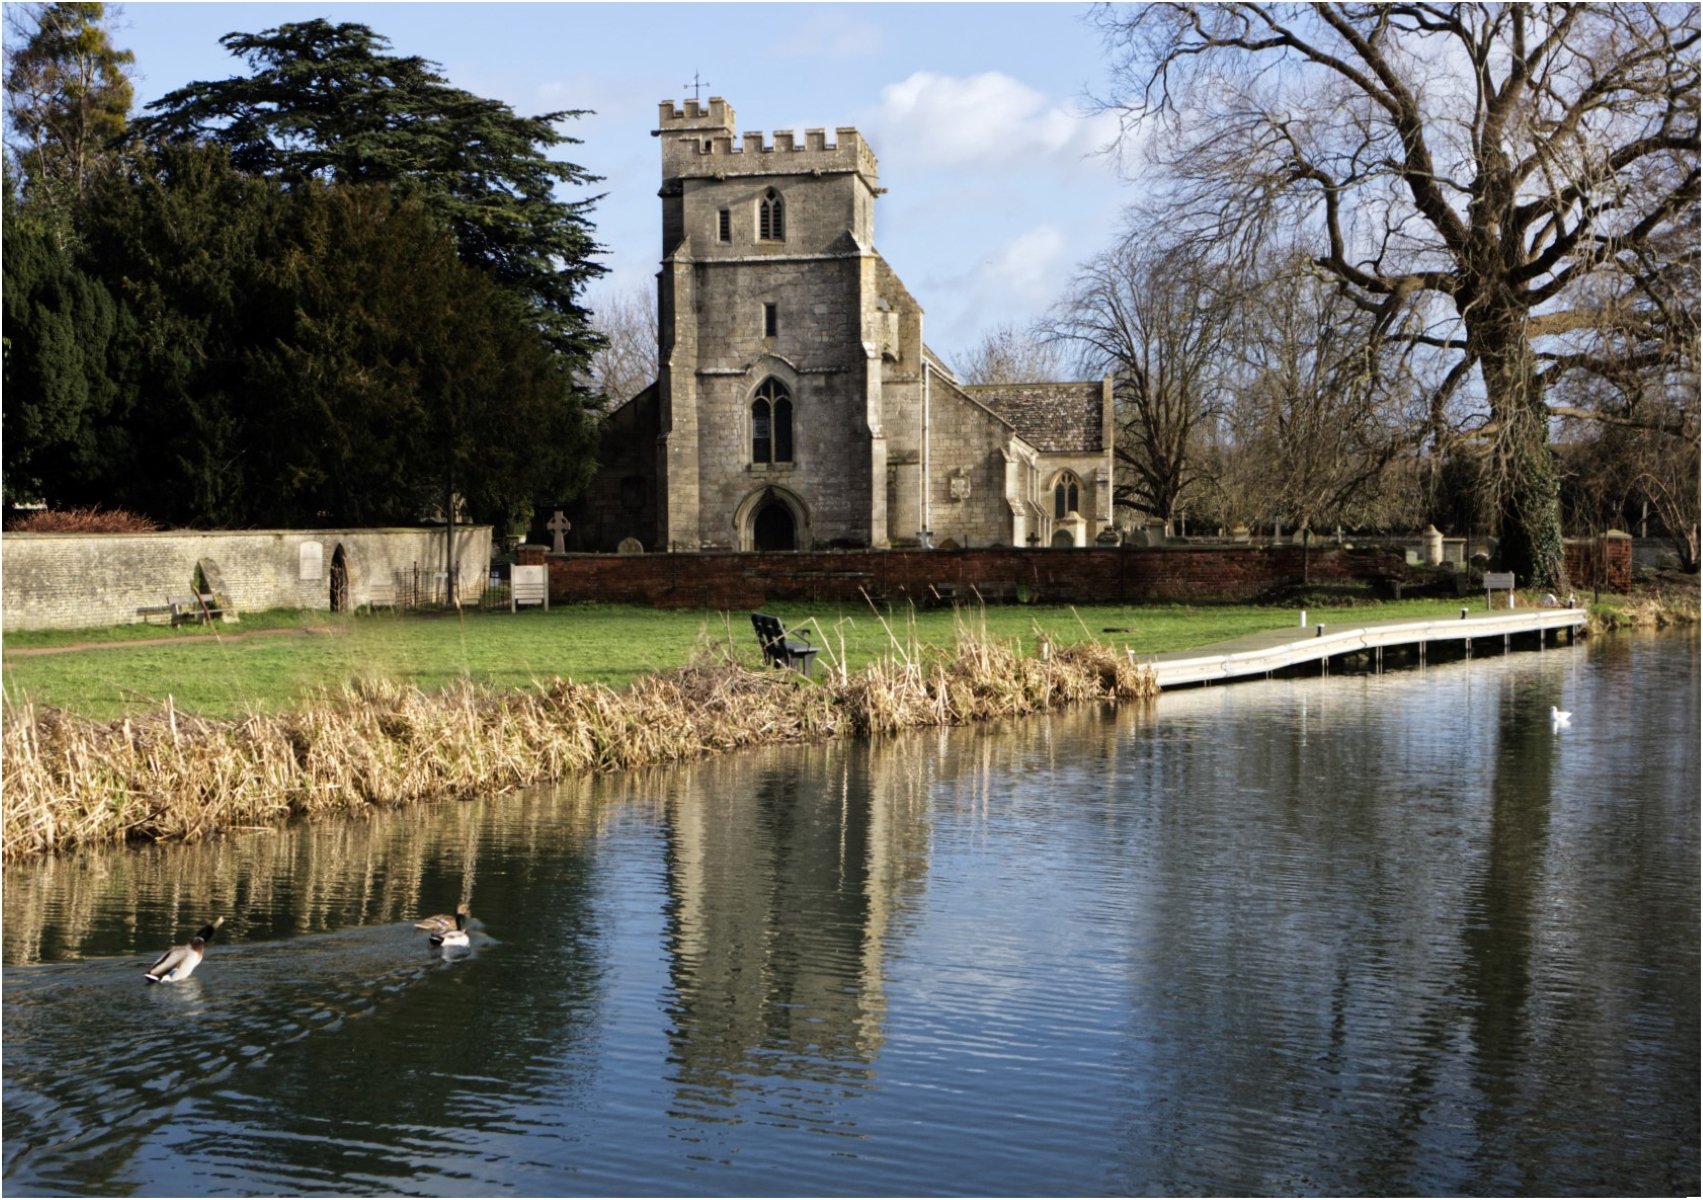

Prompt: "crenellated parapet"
[655,97,878,185]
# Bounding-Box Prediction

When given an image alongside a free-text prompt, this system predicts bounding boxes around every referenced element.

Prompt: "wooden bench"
[751,613,819,676]
[1483,571,1517,609]
[138,594,223,626]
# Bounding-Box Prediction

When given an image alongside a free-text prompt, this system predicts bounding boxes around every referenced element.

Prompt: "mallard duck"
[430,907,470,948]
[414,902,469,935]
[144,916,224,983]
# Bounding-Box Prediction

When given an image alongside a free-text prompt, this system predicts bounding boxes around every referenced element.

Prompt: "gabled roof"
[961,382,1107,454]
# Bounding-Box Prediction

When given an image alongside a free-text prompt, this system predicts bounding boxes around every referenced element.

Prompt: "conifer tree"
[132,19,605,366]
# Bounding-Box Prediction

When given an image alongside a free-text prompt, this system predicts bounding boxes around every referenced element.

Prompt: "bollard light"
[1299,609,1308,628]
[1315,623,1325,638]
[1461,607,1468,619]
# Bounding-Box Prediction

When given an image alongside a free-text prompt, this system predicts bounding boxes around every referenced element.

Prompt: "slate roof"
[962,382,1106,453]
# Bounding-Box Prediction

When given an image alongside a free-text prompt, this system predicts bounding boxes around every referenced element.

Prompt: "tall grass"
[2,625,1155,860]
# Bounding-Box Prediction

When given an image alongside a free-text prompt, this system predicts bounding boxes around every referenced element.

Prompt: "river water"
[3,631,1697,1196]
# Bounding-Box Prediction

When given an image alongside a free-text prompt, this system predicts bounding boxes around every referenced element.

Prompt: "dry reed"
[2,629,1156,860]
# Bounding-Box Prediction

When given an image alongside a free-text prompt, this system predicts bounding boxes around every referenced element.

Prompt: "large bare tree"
[1095,3,1700,587]
[1231,256,1423,550]
[1040,228,1241,526]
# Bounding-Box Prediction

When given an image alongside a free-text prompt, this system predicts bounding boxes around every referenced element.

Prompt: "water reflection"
[3,633,1697,1196]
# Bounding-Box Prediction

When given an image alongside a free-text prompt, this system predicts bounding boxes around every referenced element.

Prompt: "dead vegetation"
[1,627,1156,860]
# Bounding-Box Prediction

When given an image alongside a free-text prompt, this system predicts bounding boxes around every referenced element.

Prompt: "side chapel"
[570,97,1115,553]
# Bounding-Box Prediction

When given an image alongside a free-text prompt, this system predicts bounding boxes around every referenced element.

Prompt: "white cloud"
[770,14,884,60]
[976,225,1072,307]
[867,71,1120,173]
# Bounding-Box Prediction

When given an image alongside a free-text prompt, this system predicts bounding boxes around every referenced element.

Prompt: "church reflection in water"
[655,736,937,1100]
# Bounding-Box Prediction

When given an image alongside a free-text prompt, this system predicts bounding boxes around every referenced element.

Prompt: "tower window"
[763,302,778,337]
[718,208,731,242]
[751,378,794,464]
[759,188,785,241]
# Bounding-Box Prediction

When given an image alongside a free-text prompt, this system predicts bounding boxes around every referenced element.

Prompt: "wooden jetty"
[1145,609,1587,690]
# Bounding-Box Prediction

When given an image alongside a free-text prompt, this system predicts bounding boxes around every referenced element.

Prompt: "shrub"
[7,507,161,533]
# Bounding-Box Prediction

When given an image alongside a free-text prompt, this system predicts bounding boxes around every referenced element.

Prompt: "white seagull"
[1551,706,1572,729]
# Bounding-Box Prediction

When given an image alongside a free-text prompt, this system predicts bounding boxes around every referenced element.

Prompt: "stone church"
[570,97,1115,553]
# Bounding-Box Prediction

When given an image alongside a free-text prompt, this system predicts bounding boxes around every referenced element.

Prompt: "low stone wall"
[532,544,1407,610]
[2,527,492,632]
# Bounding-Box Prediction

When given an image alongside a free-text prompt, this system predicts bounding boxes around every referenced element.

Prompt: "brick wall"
[541,544,1407,610]
[1564,533,1632,593]
[2,526,492,632]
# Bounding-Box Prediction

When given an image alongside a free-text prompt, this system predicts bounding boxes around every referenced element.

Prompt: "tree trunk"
[1472,312,1567,590]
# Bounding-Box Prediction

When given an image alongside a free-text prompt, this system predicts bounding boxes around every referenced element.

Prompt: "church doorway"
[753,500,796,552]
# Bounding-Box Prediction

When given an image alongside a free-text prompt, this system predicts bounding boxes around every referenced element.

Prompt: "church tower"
[652,97,891,551]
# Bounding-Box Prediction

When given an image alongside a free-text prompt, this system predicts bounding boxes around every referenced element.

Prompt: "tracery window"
[1053,473,1081,519]
[759,188,785,241]
[751,379,794,464]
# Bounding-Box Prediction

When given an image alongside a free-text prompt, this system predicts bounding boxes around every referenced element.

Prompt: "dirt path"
[3,625,346,658]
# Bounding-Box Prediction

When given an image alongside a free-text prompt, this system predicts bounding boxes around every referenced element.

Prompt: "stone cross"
[546,510,570,555]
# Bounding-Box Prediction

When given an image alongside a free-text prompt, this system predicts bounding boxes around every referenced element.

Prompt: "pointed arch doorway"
[753,498,796,552]
[736,485,809,553]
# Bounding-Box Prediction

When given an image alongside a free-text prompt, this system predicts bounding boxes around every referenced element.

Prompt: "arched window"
[759,188,785,241]
[751,379,794,463]
[1054,473,1081,519]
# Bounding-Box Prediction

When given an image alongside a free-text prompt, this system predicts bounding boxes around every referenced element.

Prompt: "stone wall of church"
[924,390,1021,548]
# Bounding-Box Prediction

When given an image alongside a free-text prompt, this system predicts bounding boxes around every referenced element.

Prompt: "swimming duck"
[144,916,224,983]
[415,902,470,935]
[429,908,470,948]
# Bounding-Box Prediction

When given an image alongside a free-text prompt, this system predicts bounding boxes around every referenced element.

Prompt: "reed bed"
[2,628,1156,860]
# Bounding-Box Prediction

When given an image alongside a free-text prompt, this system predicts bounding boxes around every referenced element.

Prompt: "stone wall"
[539,544,1406,610]
[2,526,492,632]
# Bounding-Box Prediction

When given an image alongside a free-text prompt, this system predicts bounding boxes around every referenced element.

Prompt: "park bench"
[138,593,223,626]
[751,612,819,676]
[1482,571,1517,609]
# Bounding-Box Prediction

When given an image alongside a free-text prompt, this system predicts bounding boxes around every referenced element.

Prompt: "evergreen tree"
[131,20,606,365]
[76,142,287,523]
[1,196,125,505]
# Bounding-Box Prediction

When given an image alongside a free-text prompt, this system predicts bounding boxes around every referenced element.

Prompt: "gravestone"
[546,510,571,554]
[617,537,645,555]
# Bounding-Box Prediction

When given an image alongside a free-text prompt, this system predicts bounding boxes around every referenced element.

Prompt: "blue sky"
[106,2,1136,369]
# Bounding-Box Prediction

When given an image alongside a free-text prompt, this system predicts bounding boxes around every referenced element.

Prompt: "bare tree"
[955,322,1062,385]
[1040,227,1240,526]
[1230,256,1425,571]
[585,283,657,412]
[1094,3,1701,588]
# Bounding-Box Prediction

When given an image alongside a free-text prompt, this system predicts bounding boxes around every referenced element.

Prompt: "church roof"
[962,382,1107,454]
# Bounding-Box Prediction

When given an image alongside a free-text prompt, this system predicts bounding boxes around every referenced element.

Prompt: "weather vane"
[683,71,710,102]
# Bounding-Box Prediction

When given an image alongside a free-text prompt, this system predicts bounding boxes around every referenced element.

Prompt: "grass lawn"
[0,596,1523,719]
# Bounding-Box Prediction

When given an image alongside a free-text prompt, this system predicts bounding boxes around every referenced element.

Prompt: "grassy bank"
[2,626,1154,859]
[3,598,1487,719]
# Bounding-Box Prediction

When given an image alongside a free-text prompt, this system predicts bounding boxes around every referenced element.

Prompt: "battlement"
[656,97,878,184]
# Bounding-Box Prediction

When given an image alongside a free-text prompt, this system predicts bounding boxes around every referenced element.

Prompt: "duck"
[430,907,471,948]
[1551,705,1572,728]
[414,902,470,935]
[144,917,224,983]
